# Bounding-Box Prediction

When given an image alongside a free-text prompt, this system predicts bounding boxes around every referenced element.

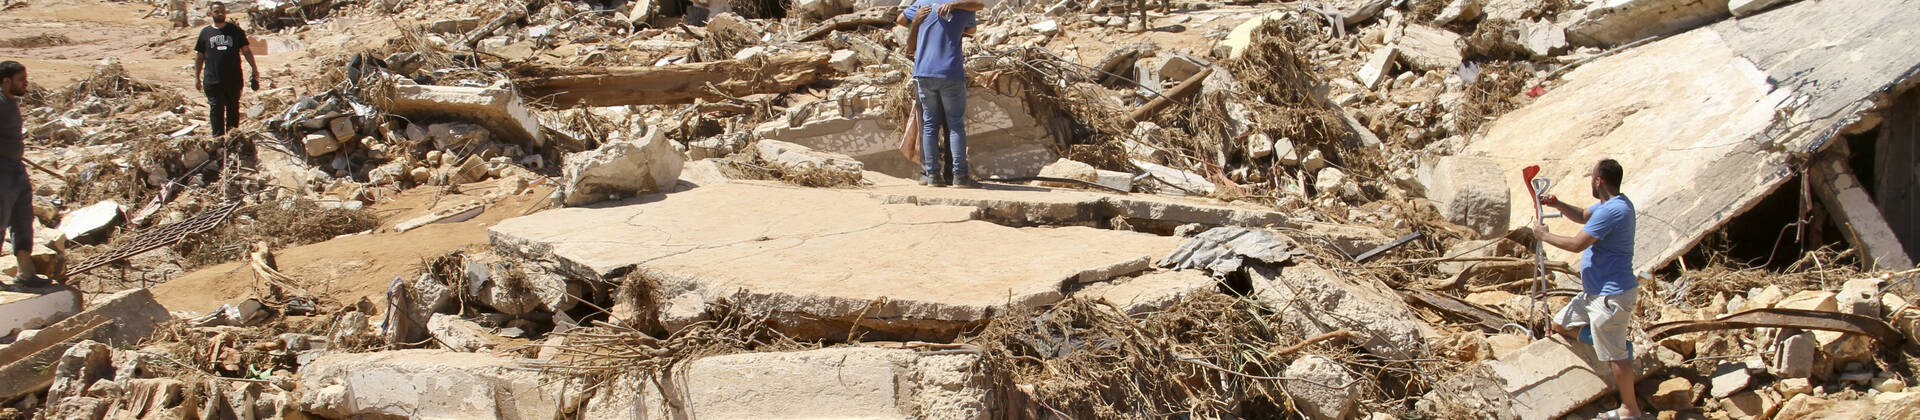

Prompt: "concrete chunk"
[1283,355,1361,420]
[1730,0,1795,16]
[1711,361,1754,398]
[1080,271,1218,316]
[1485,336,1617,420]
[295,350,560,419]
[1251,262,1427,359]
[56,201,125,244]
[1355,45,1397,89]
[681,347,987,419]
[387,82,545,147]
[1421,156,1511,238]
[561,127,685,206]
[302,132,338,157]
[0,288,171,400]
[1,287,82,338]
[1396,25,1466,71]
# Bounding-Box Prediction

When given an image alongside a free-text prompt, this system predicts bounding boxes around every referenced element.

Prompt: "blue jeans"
[916,77,969,180]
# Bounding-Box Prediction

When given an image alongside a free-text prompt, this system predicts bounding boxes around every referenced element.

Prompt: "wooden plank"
[509,52,831,107]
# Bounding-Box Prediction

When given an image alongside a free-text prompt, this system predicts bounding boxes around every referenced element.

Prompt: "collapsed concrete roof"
[1462,0,1920,274]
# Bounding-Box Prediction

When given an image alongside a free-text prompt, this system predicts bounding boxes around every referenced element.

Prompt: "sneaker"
[919,176,948,187]
[952,176,983,189]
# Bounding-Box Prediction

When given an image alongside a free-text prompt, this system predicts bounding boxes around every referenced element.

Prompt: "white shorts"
[1553,291,1638,361]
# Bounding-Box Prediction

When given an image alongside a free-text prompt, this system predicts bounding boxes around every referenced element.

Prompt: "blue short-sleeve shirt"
[1580,196,1637,295]
[900,0,976,80]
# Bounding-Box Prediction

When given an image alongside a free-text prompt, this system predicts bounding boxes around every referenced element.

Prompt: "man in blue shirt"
[1536,158,1640,420]
[896,0,984,188]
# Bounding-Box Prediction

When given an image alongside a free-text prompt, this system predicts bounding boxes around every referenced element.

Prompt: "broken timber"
[509,53,832,107]
[1130,67,1210,122]
[1809,151,1914,270]
[794,7,902,42]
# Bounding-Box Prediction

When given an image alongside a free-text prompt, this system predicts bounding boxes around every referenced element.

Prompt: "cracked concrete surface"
[490,181,1184,341]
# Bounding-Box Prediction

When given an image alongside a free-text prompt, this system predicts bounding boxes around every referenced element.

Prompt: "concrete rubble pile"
[3,0,1919,418]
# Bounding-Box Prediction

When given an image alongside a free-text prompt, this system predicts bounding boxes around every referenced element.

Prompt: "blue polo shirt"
[900,0,976,80]
[1580,195,1637,295]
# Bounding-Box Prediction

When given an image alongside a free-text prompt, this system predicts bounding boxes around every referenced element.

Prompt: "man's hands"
[1539,193,1560,206]
[195,79,203,93]
[250,74,259,91]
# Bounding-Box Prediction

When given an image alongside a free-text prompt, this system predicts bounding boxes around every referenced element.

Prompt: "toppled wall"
[756,88,1058,179]
[1463,0,1920,274]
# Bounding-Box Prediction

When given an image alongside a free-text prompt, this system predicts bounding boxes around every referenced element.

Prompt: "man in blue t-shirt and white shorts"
[1535,158,1641,420]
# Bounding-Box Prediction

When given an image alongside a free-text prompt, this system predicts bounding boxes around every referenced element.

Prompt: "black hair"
[210,1,227,9]
[1596,159,1624,189]
[0,61,23,81]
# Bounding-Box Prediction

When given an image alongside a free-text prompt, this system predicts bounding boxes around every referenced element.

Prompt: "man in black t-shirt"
[194,1,258,137]
[0,61,47,289]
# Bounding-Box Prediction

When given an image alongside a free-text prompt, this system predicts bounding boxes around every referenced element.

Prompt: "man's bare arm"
[193,51,206,91]
[241,44,259,84]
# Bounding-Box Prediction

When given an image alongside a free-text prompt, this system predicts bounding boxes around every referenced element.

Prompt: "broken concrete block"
[1082,271,1217,316]
[1729,0,1795,16]
[1134,160,1216,196]
[1396,25,1466,71]
[1274,137,1299,166]
[1283,355,1360,420]
[680,347,987,419]
[388,83,545,147]
[1355,45,1397,89]
[1421,156,1511,238]
[1035,158,1100,188]
[429,122,489,150]
[561,127,685,206]
[755,139,865,186]
[1251,262,1426,359]
[1158,54,1205,82]
[1514,19,1568,57]
[426,314,505,352]
[1649,377,1694,411]
[1315,167,1357,200]
[296,350,561,419]
[0,288,172,400]
[1771,331,1815,378]
[303,132,339,157]
[1775,290,1837,312]
[827,49,860,73]
[55,200,124,244]
[758,89,1055,179]
[1711,362,1753,398]
[328,116,356,143]
[1247,133,1275,159]
[1560,0,1733,46]
[1837,277,1882,317]
[1484,336,1624,420]
[1215,12,1286,60]
[1435,0,1483,25]
[0,287,82,338]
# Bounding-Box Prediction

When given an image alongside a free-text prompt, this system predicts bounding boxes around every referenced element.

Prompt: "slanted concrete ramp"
[490,182,1184,341]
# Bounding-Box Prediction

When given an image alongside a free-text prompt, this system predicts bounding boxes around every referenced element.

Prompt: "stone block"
[1710,362,1753,398]
[1396,25,1466,71]
[1770,331,1815,378]
[0,287,82,338]
[1355,45,1397,89]
[1158,54,1205,82]
[755,139,865,185]
[1649,377,1693,410]
[679,347,986,419]
[1775,290,1836,312]
[1251,262,1426,359]
[302,132,338,157]
[387,82,545,147]
[296,350,561,419]
[1420,156,1511,238]
[561,127,685,206]
[55,201,124,244]
[1836,277,1882,317]
[1283,355,1360,420]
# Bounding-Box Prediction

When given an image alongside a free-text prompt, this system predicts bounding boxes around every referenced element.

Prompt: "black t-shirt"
[195,24,250,86]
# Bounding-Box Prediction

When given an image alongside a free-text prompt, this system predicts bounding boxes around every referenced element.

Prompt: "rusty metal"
[1645,308,1903,346]
[66,200,245,277]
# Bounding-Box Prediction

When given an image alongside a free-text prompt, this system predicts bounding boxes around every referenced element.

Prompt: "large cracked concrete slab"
[1461,0,1920,275]
[490,182,1184,340]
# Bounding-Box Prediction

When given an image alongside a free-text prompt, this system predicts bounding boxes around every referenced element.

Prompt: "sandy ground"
[152,181,557,316]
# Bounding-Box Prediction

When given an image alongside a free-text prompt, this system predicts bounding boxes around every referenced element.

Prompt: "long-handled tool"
[1523,165,1551,338]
